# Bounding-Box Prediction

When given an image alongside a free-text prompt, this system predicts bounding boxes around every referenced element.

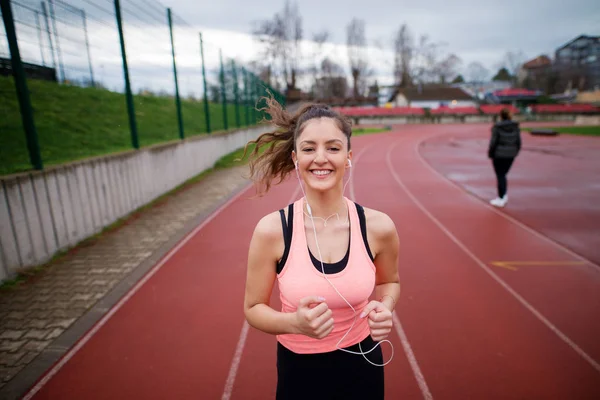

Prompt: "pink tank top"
[276,197,376,354]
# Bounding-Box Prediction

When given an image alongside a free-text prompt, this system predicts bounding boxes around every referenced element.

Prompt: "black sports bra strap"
[279,209,287,236]
[287,204,293,235]
[277,203,294,274]
[355,202,375,261]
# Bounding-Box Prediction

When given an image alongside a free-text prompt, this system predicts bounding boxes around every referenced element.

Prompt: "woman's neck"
[303,186,346,218]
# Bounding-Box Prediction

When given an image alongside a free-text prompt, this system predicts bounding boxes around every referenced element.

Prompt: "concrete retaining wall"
[574,115,600,125]
[516,114,576,122]
[0,126,269,283]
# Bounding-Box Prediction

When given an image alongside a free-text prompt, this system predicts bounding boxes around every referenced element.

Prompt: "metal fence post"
[34,11,45,66]
[113,0,138,149]
[256,75,263,122]
[251,73,257,124]
[47,0,65,82]
[1,0,43,170]
[219,49,228,131]
[199,32,211,134]
[41,2,57,75]
[231,60,240,128]
[167,8,184,139]
[243,67,250,126]
[81,9,95,86]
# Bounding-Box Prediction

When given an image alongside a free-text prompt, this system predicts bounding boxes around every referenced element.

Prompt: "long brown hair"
[242,95,352,195]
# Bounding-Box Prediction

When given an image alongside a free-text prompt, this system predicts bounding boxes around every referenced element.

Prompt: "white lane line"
[415,133,600,273]
[222,184,302,400]
[393,313,434,400]
[386,141,600,374]
[23,183,255,400]
[221,321,250,400]
[353,141,434,400]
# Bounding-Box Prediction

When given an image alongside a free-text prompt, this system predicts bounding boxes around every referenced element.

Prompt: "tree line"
[250,0,527,100]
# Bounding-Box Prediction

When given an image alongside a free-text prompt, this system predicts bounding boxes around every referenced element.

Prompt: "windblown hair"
[242,95,352,195]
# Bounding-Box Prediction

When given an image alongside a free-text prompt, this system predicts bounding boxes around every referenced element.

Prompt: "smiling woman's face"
[293,118,352,192]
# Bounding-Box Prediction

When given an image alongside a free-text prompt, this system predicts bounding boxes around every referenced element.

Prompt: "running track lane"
[419,129,600,265]
[24,179,294,399]
[24,125,600,399]
[352,126,600,398]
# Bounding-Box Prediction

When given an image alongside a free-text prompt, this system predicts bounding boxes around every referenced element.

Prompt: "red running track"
[24,124,600,399]
[419,125,600,266]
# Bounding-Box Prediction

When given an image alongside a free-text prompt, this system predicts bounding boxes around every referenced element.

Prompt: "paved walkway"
[0,166,250,399]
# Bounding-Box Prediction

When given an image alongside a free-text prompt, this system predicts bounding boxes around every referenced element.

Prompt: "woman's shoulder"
[361,206,397,239]
[253,210,285,240]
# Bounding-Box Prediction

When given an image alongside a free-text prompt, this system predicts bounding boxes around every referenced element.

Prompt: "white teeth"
[312,170,331,176]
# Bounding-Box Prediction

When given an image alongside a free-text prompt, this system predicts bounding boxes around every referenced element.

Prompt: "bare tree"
[314,57,347,98]
[357,66,374,97]
[502,50,527,83]
[251,20,278,86]
[393,26,450,86]
[412,34,443,84]
[308,30,330,95]
[252,0,303,90]
[286,1,303,90]
[312,31,330,45]
[347,18,369,98]
[393,24,413,87]
[435,54,462,84]
[247,60,274,88]
[467,61,490,83]
[321,57,345,77]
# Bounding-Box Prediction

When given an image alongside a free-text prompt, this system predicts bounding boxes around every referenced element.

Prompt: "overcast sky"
[6,0,597,94]
[162,0,600,74]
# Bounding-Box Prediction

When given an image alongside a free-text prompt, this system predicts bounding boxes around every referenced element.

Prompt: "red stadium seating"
[333,106,425,116]
[429,107,479,115]
[333,103,599,118]
[493,88,538,96]
[480,105,520,115]
[530,104,600,114]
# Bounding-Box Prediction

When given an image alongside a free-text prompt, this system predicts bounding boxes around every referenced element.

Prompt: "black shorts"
[276,336,385,400]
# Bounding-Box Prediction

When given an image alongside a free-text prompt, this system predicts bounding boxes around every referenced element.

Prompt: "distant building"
[388,85,476,108]
[575,89,600,105]
[554,35,600,92]
[377,86,398,106]
[518,55,553,92]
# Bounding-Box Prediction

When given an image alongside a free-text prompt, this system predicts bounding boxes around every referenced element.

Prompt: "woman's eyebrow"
[299,139,343,145]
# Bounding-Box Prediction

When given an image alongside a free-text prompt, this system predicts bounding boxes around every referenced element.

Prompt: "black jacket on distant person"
[488,120,521,159]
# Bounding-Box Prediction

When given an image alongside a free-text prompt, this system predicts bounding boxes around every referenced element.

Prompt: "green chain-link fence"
[1,0,285,175]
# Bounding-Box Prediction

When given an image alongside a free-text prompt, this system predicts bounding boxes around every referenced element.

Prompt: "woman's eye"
[329,147,340,152]
[302,148,314,153]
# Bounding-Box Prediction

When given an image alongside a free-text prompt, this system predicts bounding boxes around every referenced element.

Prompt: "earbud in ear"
[347,159,352,168]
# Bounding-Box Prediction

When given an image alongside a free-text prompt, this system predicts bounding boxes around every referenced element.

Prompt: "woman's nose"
[314,148,327,163]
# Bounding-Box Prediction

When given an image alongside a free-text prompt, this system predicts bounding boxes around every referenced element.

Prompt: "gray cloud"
[162,0,600,70]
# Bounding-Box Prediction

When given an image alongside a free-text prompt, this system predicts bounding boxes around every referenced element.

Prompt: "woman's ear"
[291,151,297,169]
[346,150,353,169]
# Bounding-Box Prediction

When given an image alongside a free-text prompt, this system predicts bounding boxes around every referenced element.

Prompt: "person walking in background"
[488,108,521,207]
